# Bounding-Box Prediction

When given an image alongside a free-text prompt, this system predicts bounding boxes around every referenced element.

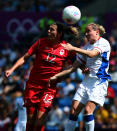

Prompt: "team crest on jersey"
[60,49,64,55]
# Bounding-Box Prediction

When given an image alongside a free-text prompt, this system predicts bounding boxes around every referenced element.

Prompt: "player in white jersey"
[48,23,111,131]
[14,96,27,131]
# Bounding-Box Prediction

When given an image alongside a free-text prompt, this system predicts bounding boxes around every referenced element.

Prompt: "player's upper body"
[77,36,111,81]
[5,22,78,86]
[28,37,74,84]
[48,23,111,84]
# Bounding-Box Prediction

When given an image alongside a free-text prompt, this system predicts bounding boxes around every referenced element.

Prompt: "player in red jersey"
[5,22,79,131]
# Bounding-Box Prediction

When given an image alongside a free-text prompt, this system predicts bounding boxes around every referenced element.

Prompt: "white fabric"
[15,121,26,131]
[85,120,95,131]
[63,83,75,95]
[73,76,108,106]
[76,37,111,79]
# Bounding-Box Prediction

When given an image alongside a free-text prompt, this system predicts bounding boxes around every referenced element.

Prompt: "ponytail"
[87,23,106,35]
[69,26,79,38]
[97,24,106,35]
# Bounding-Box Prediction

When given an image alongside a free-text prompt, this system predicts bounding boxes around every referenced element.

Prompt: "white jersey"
[77,37,111,82]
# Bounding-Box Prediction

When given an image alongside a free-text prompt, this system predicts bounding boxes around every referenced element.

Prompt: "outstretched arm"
[49,60,80,83]
[5,52,30,77]
[61,43,99,58]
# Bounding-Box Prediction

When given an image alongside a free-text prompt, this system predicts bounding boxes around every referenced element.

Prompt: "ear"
[96,30,99,35]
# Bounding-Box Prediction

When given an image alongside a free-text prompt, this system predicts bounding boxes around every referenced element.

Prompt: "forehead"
[86,25,92,31]
[50,24,57,29]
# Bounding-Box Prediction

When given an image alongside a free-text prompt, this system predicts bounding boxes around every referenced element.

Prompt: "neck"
[48,38,61,44]
[97,36,101,40]
[90,36,100,44]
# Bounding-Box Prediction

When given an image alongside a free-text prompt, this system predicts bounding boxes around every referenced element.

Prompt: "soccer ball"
[62,6,81,24]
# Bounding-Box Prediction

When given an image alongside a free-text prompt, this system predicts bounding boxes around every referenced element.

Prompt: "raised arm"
[61,43,99,58]
[49,60,81,83]
[5,52,30,77]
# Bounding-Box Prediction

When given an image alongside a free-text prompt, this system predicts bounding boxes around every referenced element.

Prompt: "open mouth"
[48,34,54,39]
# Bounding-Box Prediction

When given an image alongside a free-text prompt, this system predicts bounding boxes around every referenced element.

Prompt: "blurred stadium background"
[0,0,117,131]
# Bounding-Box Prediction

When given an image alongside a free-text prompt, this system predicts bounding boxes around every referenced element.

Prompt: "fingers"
[5,73,9,78]
[5,71,8,77]
[61,43,73,51]
[5,71,10,78]
[61,44,68,50]
[48,79,51,87]
[82,68,90,74]
[48,83,50,87]
[61,43,66,48]
[48,76,57,87]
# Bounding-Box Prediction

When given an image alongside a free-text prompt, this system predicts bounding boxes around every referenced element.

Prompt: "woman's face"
[85,25,99,43]
[48,24,61,41]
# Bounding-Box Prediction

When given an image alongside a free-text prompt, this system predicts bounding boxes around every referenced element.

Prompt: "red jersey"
[27,37,75,85]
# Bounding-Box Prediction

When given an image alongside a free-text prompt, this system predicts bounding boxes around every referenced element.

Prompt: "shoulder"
[95,37,110,49]
[34,37,48,47]
[39,37,48,43]
[99,37,110,46]
[97,37,111,52]
[61,40,67,44]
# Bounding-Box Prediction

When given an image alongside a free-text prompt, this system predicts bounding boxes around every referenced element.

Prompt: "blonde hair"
[63,26,80,43]
[69,26,79,37]
[87,23,106,35]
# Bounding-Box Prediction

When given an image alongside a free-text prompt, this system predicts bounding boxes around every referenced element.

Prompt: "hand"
[82,67,90,74]
[48,76,57,87]
[5,69,13,78]
[61,43,74,51]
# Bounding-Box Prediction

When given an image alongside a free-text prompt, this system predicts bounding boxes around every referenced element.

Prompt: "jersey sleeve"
[94,39,110,54]
[28,40,40,55]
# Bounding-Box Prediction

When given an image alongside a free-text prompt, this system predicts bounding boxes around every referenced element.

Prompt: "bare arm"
[61,43,99,58]
[5,52,30,77]
[71,46,99,58]
[49,60,80,82]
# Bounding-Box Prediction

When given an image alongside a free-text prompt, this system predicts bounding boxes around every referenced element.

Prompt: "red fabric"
[14,117,18,125]
[26,106,37,115]
[24,37,76,117]
[26,122,34,131]
[110,51,116,58]
[24,82,57,113]
[106,86,115,98]
[40,125,45,131]
[27,37,75,85]
[33,125,45,131]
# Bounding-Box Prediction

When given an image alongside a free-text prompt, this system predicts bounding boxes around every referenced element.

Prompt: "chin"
[48,37,54,41]
[48,36,52,39]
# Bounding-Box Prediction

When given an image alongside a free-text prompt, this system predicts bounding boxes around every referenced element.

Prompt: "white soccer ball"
[62,6,81,24]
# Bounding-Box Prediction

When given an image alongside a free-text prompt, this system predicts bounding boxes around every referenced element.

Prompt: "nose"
[48,29,50,33]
